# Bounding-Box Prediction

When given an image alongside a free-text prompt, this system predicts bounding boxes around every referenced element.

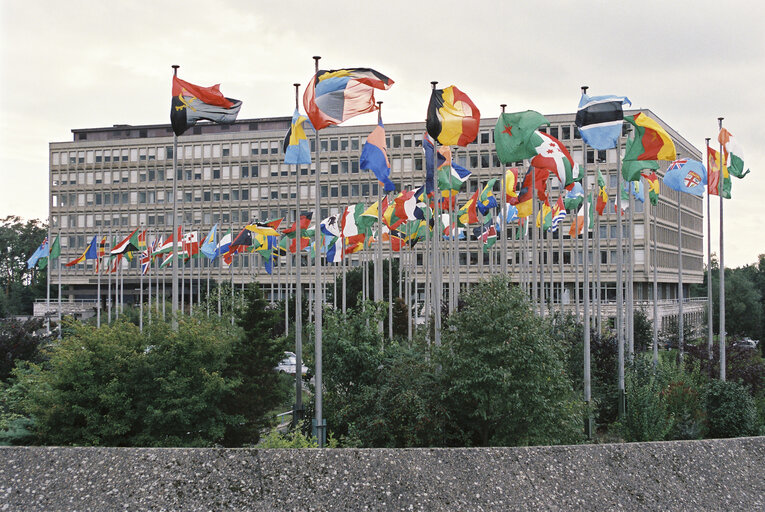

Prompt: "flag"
[494,110,550,163]
[65,235,98,267]
[458,189,480,226]
[718,127,750,178]
[384,190,417,230]
[707,144,731,198]
[95,236,107,273]
[480,225,498,253]
[642,171,660,205]
[595,169,609,215]
[38,236,60,270]
[426,85,480,146]
[283,108,313,165]
[282,212,313,236]
[303,68,394,130]
[536,200,552,231]
[662,159,707,197]
[154,227,181,256]
[246,222,281,237]
[550,197,567,232]
[423,133,450,195]
[477,179,498,215]
[630,180,645,203]
[230,229,252,251]
[110,228,140,255]
[505,167,519,203]
[27,237,48,269]
[341,203,366,252]
[200,224,218,260]
[530,130,579,185]
[568,194,594,237]
[516,167,549,218]
[563,182,584,210]
[623,112,677,170]
[214,229,232,259]
[503,203,519,223]
[437,149,472,199]
[140,240,153,275]
[171,76,242,136]
[360,120,396,193]
[181,231,200,258]
[575,93,631,150]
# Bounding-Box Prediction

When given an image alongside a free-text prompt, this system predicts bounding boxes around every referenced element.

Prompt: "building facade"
[48,110,705,325]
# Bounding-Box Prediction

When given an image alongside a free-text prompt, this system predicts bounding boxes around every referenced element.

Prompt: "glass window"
[561,126,571,139]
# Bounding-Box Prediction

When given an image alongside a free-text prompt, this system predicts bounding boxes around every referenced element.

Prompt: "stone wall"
[1,437,763,511]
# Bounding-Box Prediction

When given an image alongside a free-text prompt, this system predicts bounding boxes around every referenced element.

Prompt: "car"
[275,351,310,377]
[734,338,759,349]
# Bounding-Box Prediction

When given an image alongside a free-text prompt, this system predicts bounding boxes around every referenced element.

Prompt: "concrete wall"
[1,437,763,511]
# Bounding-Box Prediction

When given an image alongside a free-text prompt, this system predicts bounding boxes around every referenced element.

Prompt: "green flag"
[494,111,550,164]
[37,235,60,269]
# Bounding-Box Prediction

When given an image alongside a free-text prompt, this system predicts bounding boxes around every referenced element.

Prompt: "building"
[47,110,706,329]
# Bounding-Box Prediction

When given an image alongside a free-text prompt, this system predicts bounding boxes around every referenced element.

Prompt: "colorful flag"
[575,93,631,150]
[641,171,660,206]
[550,197,567,232]
[623,112,677,173]
[426,85,480,146]
[517,167,549,218]
[282,212,313,236]
[341,203,366,252]
[494,110,550,163]
[303,68,394,130]
[536,200,552,231]
[245,222,281,238]
[480,224,498,253]
[477,179,499,215]
[707,144,731,198]
[595,169,609,215]
[563,182,584,210]
[95,236,107,273]
[38,236,60,270]
[360,120,396,193]
[215,229,232,259]
[140,239,153,275]
[229,229,252,251]
[662,159,707,197]
[458,189,480,226]
[423,133,448,195]
[283,108,313,165]
[65,235,98,267]
[568,194,594,237]
[505,167,519,203]
[27,237,48,269]
[171,76,242,136]
[200,224,218,260]
[622,159,659,182]
[530,130,580,185]
[110,228,139,255]
[718,128,750,178]
[181,231,200,258]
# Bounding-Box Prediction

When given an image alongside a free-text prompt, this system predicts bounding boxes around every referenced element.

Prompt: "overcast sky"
[1,0,763,267]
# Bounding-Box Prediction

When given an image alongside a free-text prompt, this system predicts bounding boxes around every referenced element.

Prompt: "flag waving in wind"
[283,109,313,165]
[171,76,242,136]
[360,120,396,193]
[426,85,480,146]
[575,93,631,150]
[65,235,98,267]
[663,159,707,197]
[303,68,394,130]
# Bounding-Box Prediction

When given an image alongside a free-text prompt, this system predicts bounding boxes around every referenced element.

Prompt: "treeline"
[2,275,763,448]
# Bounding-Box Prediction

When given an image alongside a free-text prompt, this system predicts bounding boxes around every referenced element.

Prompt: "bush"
[704,379,759,439]
[618,357,673,442]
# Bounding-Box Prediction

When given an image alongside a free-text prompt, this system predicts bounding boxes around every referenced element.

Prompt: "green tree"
[438,276,583,447]
[0,318,51,382]
[618,357,673,442]
[222,286,289,446]
[704,379,759,438]
[0,216,47,316]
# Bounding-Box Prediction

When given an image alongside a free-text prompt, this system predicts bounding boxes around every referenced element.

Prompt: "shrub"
[704,379,758,439]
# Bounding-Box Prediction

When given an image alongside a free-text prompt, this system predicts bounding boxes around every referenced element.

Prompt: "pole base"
[312,419,327,447]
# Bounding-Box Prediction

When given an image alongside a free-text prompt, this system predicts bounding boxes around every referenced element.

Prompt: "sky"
[1,0,763,267]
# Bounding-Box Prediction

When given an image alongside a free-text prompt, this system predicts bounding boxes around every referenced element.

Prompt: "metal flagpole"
[97,234,102,328]
[206,250,210,317]
[375,102,384,334]
[574,214,580,318]
[616,132,625,417]
[57,231,61,339]
[531,165,538,313]
[582,162,592,438]
[500,106,508,277]
[312,56,325,446]
[108,232,112,323]
[628,188,635,358]
[342,223,346,315]
[717,117,726,381]
[431,82,442,347]
[148,230,152,325]
[652,195,659,367]
[291,82,304,421]
[705,137,714,367]
[181,232,186,315]
[171,65,180,330]
[595,172,602,334]
[388,238,393,339]
[559,212,564,314]
[677,188,684,361]
[140,227,144,333]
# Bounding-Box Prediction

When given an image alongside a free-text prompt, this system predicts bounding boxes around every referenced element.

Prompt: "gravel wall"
[1,437,763,511]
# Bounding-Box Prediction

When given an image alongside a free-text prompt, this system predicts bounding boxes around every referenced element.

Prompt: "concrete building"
[47,110,706,330]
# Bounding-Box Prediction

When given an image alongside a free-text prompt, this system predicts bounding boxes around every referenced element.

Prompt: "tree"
[0,318,51,382]
[0,216,47,316]
[222,285,289,446]
[704,379,759,439]
[438,276,584,447]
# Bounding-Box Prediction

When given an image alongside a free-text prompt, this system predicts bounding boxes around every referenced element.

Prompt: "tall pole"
[375,102,384,334]
[531,165,538,312]
[312,56,325,446]
[652,197,659,367]
[97,235,102,328]
[705,137,714,366]
[718,117,726,381]
[595,163,602,334]
[388,238,394,339]
[616,132,625,417]
[107,231,112,323]
[500,105,508,277]
[677,189,684,361]
[580,100,592,438]
[139,227,144,333]
[628,187,635,358]
[171,64,180,330]
[56,231,61,339]
[431,81,442,347]
[292,83,304,424]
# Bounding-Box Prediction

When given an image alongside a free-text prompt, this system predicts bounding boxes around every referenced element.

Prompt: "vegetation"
[0,216,48,316]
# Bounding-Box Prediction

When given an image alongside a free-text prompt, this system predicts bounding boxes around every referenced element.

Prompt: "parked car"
[275,351,310,377]
[734,338,759,349]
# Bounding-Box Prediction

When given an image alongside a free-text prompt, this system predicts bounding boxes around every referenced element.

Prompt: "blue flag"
[283,109,313,165]
[662,159,707,197]
[360,120,396,193]
[26,237,48,269]
[575,93,631,150]
[200,224,218,260]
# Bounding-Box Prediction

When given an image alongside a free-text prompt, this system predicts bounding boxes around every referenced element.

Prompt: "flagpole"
[652,194,659,367]
[311,56,326,446]
[677,187,684,361]
[139,226,144,333]
[375,102,384,334]
[448,174,456,313]
[531,165,538,314]
[45,218,51,334]
[148,230,153,325]
[717,117,726,381]
[342,220,346,315]
[430,82,443,347]
[581,133,592,438]
[616,131,625,418]
[97,235,102,328]
[705,137,714,369]
[559,209,564,314]
[388,236,393,339]
[170,64,180,330]
[574,210,580,319]
[57,231,61,339]
[595,163,602,334]
[628,185,635,358]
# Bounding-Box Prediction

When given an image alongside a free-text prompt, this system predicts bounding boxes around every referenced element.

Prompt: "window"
[561,126,571,139]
